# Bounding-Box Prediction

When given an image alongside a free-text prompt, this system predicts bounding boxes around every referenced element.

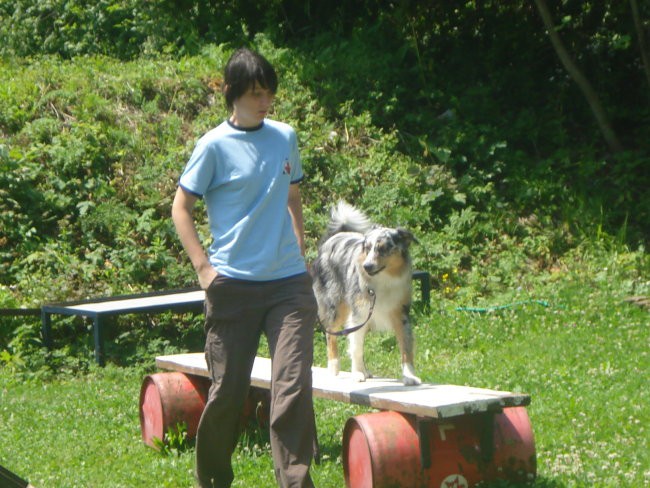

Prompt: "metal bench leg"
[421,273,431,308]
[41,310,53,350]
[412,271,431,308]
[93,315,105,366]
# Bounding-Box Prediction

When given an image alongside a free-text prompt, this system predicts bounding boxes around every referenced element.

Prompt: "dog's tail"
[325,201,374,238]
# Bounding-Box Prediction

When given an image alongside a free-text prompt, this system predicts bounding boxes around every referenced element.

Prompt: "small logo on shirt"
[283,159,291,176]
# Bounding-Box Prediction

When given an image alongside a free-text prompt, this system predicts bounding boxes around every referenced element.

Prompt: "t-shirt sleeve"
[289,130,304,184]
[179,137,215,197]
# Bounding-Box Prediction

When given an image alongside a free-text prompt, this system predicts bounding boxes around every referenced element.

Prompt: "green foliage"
[0,0,228,59]
[1,29,648,362]
[1,266,648,486]
[151,421,193,456]
[0,5,648,486]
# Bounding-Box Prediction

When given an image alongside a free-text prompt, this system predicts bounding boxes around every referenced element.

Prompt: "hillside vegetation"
[0,2,649,487]
[1,0,649,360]
[2,0,648,294]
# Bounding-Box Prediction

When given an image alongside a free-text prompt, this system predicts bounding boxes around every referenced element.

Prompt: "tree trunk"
[533,0,624,153]
[630,0,650,90]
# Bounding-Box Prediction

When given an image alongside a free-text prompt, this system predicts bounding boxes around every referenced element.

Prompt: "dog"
[311,201,421,385]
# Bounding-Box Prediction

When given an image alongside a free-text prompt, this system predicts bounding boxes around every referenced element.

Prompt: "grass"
[1,269,648,487]
[0,363,363,487]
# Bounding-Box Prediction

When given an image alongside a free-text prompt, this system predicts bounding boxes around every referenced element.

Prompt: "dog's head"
[358,227,416,277]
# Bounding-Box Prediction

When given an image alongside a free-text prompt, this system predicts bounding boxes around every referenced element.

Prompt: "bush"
[1,31,647,369]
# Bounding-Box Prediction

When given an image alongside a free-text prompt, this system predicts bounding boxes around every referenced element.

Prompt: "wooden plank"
[47,270,428,315]
[156,352,211,378]
[59,290,204,314]
[156,353,530,419]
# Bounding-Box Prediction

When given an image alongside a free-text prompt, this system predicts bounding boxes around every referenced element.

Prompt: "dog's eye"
[377,243,390,255]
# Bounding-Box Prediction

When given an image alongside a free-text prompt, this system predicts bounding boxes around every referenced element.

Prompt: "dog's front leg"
[395,307,421,386]
[402,363,421,386]
[326,334,340,376]
[348,326,370,382]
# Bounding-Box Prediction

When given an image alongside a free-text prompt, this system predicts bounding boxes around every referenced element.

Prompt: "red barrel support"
[139,372,211,448]
[139,372,271,448]
[343,407,535,487]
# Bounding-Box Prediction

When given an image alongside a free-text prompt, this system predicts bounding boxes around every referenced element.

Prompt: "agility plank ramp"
[140,353,536,488]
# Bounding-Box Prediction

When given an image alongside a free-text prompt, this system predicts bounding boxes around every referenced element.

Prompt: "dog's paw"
[402,364,421,385]
[350,370,368,382]
[402,373,421,386]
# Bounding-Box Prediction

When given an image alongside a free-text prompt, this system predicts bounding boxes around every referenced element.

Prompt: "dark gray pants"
[195,272,318,488]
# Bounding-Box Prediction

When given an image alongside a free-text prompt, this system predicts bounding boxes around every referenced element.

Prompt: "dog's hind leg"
[393,306,421,385]
[324,302,350,377]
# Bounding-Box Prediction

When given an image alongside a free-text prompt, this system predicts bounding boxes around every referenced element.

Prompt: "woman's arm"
[171,186,218,289]
[287,183,306,257]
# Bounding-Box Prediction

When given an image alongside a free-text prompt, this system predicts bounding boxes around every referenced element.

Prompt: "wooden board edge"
[155,355,210,378]
[154,353,532,419]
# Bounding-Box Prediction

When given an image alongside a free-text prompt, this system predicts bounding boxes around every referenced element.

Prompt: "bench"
[41,288,204,366]
[155,353,529,418]
[41,271,431,366]
[0,308,41,317]
[142,353,535,486]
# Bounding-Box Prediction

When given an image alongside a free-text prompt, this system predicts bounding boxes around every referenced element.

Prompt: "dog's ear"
[396,227,418,246]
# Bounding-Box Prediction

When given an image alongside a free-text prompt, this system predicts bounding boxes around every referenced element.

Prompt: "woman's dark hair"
[223,48,278,111]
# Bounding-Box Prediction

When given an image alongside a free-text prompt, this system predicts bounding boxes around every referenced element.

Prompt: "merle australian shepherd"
[311,201,421,385]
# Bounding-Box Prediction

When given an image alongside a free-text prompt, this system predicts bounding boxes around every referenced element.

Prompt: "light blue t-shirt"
[179,119,306,281]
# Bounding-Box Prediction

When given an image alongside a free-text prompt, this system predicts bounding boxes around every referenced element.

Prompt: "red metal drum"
[344,409,423,487]
[490,406,536,482]
[139,373,271,448]
[343,407,535,487]
[139,372,210,448]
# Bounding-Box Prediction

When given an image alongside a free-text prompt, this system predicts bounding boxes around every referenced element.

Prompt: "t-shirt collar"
[227,119,265,132]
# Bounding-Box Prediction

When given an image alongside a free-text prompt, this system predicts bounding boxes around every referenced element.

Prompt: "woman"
[172,47,318,488]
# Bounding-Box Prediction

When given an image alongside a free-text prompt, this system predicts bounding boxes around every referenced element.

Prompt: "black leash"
[318,288,377,336]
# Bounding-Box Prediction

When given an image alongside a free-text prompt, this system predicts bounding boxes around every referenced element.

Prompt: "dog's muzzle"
[363,263,385,276]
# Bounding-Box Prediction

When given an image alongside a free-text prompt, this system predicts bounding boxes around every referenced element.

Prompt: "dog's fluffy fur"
[311,201,421,385]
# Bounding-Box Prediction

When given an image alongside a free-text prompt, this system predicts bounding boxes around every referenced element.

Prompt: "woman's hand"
[198,265,218,290]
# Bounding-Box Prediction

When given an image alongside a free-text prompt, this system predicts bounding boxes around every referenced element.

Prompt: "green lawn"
[1,277,648,487]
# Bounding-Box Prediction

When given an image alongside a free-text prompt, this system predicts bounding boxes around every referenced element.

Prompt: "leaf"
[432,147,451,164]
[453,192,467,204]
[422,189,444,204]
[76,200,95,216]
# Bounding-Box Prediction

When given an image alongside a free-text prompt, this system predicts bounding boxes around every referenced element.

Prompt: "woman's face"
[230,82,275,128]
